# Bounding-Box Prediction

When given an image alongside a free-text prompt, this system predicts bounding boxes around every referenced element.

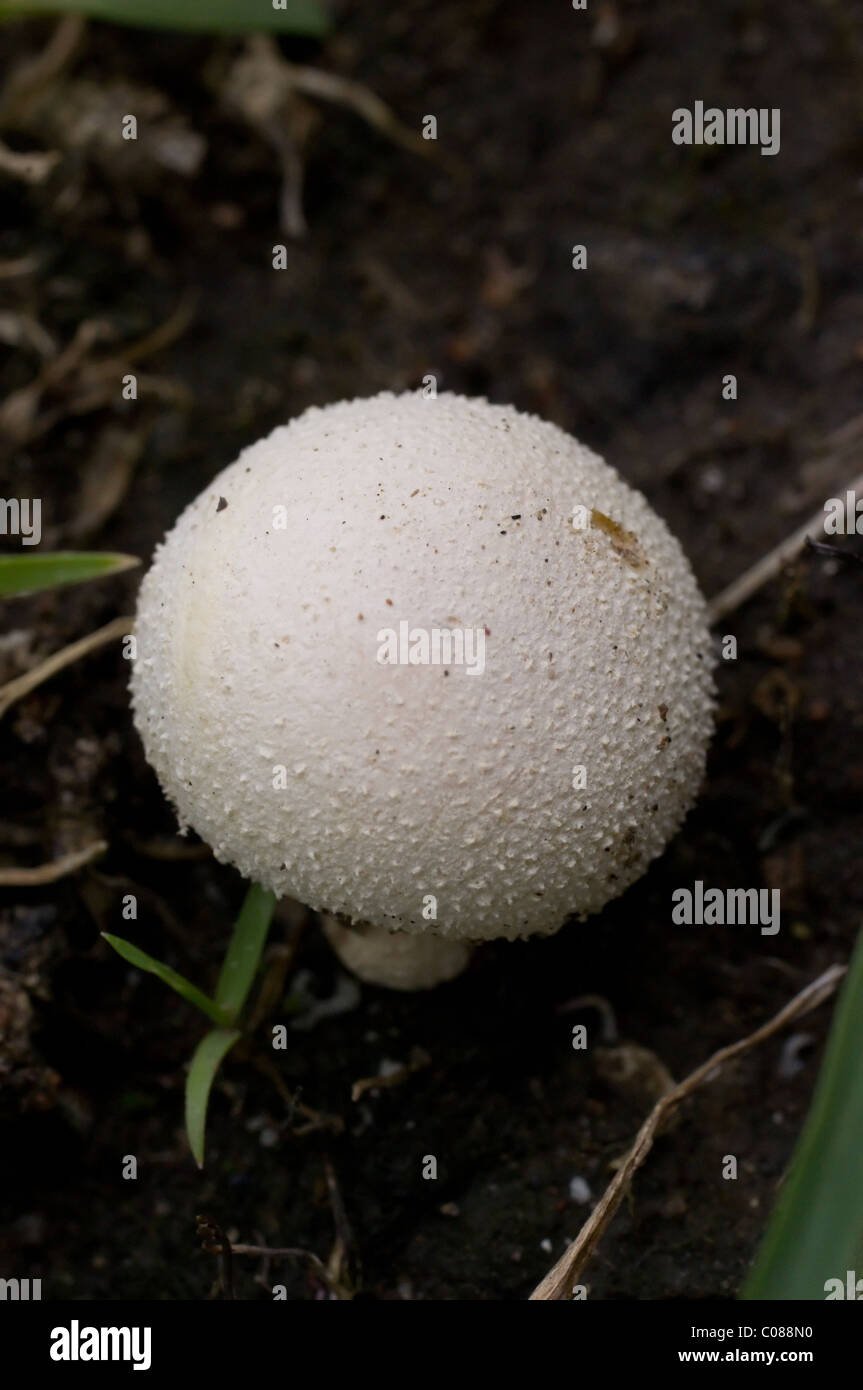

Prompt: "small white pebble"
[568,1176,592,1204]
[700,464,726,495]
[540,1238,553,1254]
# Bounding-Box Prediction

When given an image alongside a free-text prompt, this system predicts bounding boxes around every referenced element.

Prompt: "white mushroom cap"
[131,392,714,976]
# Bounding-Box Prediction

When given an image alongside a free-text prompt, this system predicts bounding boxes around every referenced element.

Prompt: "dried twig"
[350,1046,431,1102]
[0,295,195,446]
[221,36,464,238]
[62,427,145,544]
[0,15,85,127]
[0,839,107,886]
[255,1056,344,1136]
[323,1156,357,1296]
[282,60,432,161]
[0,615,133,720]
[231,1242,331,1287]
[0,254,41,279]
[708,464,863,622]
[0,318,112,444]
[529,963,845,1300]
[0,138,60,184]
[117,291,197,367]
[200,1213,345,1297]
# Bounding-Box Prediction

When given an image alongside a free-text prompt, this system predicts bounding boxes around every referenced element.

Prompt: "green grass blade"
[102,933,232,1028]
[0,0,330,35]
[742,930,863,1299]
[215,882,276,1024]
[0,551,139,597]
[185,1027,241,1168]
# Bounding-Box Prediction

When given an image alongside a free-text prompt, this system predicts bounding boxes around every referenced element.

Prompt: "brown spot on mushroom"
[658,703,668,721]
[618,825,642,871]
[216,496,228,512]
[589,509,648,571]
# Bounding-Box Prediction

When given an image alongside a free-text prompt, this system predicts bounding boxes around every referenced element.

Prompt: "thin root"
[0,839,107,886]
[0,615,133,720]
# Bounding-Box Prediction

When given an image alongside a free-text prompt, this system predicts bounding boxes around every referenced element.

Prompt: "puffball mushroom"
[131,391,714,989]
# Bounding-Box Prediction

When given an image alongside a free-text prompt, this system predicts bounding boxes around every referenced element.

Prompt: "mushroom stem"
[320,914,473,991]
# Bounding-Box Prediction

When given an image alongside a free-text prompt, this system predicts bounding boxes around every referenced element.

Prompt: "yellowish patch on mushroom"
[589,508,649,571]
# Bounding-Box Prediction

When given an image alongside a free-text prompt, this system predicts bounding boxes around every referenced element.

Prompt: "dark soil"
[2,0,862,1300]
